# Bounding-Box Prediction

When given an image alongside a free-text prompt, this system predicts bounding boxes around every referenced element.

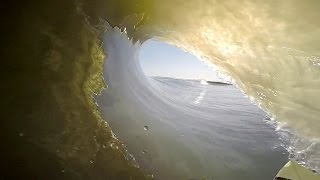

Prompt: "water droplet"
[90,160,94,164]
[142,150,147,154]
[109,142,119,149]
[102,145,106,149]
[73,146,79,151]
[19,133,24,137]
[61,170,65,173]
[144,126,149,131]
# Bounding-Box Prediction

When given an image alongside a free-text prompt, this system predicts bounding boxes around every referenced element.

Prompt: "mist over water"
[96,28,290,179]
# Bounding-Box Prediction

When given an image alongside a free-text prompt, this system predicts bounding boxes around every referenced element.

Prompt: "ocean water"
[96,29,289,179]
[98,77,288,179]
[3,1,320,179]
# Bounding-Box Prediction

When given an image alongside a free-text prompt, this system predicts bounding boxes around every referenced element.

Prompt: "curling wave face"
[132,0,320,171]
[144,0,320,139]
[97,28,290,179]
[1,0,320,178]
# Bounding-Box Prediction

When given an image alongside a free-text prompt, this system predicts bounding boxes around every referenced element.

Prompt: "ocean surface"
[97,76,288,180]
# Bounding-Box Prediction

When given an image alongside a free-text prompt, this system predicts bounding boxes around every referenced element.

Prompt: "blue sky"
[139,40,220,81]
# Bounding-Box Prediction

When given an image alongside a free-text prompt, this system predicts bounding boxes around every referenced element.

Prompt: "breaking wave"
[97,28,289,179]
[124,0,320,172]
[2,0,320,178]
[99,26,320,179]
